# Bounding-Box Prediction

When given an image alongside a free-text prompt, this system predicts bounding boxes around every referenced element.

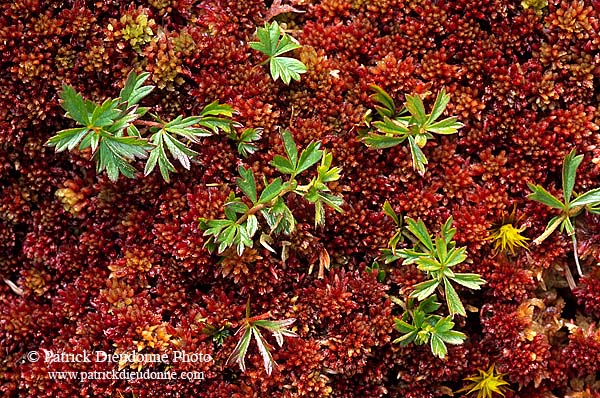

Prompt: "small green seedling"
[249,21,307,84]
[393,296,466,359]
[527,149,600,276]
[362,85,463,175]
[47,71,238,182]
[384,216,486,317]
[200,130,343,256]
[226,301,297,375]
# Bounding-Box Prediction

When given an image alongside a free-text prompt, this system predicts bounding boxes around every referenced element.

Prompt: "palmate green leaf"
[144,135,176,182]
[161,131,199,170]
[562,149,583,204]
[237,128,262,157]
[96,135,148,182]
[444,279,466,317]
[144,130,198,182]
[249,21,307,84]
[47,127,90,152]
[60,84,90,126]
[270,56,307,85]
[570,188,600,207]
[527,183,564,209]
[236,166,258,203]
[120,71,154,106]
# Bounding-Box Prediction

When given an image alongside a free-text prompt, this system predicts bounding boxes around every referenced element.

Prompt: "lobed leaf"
[236,166,258,203]
[60,85,90,126]
[444,279,466,317]
[270,56,307,84]
[47,127,90,152]
[120,71,154,106]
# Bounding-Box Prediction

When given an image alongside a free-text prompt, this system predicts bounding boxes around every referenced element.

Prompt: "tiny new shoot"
[527,149,600,276]
[385,216,486,317]
[225,301,298,375]
[393,296,466,359]
[47,71,239,182]
[249,21,307,84]
[200,129,343,256]
[361,85,463,175]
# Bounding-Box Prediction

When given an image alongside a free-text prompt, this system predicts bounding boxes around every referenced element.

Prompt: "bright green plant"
[384,216,486,317]
[527,149,600,276]
[456,364,512,398]
[47,71,238,182]
[228,128,262,158]
[197,318,231,347]
[249,21,307,85]
[200,130,343,255]
[225,301,297,375]
[393,296,466,359]
[361,85,463,175]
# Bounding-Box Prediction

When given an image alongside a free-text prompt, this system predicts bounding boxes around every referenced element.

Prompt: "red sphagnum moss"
[2,0,600,397]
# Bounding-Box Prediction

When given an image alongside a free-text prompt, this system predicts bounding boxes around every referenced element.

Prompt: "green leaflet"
[249,21,307,84]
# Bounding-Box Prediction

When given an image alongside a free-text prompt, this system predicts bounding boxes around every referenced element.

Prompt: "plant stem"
[235,182,296,226]
[571,233,583,277]
[134,119,164,128]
